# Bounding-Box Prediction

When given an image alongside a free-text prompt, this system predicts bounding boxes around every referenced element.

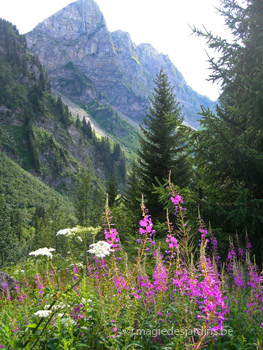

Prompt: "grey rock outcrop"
[0,271,22,294]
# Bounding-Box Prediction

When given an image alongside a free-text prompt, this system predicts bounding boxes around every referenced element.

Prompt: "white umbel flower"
[29,247,55,259]
[87,241,114,258]
[56,227,79,237]
[34,310,52,318]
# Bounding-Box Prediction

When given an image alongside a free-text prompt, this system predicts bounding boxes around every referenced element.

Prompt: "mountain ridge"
[26,0,215,129]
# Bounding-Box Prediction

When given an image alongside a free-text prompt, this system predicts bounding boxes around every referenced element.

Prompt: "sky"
[0,0,230,101]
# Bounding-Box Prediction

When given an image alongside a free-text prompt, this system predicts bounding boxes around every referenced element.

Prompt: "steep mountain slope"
[0,151,75,217]
[26,0,215,129]
[0,19,126,196]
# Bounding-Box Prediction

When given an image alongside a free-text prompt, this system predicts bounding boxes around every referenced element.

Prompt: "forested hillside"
[0,19,126,196]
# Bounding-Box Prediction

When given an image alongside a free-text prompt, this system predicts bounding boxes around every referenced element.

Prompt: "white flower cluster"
[34,310,52,318]
[29,247,55,259]
[56,227,79,237]
[44,302,68,311]
[87,241,114,258]
[70,262,84,268]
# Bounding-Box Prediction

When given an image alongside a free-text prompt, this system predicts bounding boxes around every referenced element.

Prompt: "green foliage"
[59,60,95,97]
[0,196,15,266]
[56,95,71,126]
[85,100,140,155]
[123,161,142,234]
[192,0,263,262]
[138,69,192,223]
[82,118,93,139]
[106,176,120,208]
[0,152,75,220]
[73,164,104,227]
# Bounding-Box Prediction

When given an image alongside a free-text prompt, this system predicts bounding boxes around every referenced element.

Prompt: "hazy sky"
[0,0,230,101]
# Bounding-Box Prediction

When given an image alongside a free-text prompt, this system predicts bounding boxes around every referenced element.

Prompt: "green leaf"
[26,323,37,328]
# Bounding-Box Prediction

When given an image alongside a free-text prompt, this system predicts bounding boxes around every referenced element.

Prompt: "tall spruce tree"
[138,69,191,221]
[192,0,263,260]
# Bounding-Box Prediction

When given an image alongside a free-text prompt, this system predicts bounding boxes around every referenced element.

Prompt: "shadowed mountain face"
[26,0,215,129]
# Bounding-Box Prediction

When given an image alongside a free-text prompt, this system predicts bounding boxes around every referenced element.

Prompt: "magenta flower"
[166,235,178,250]
[170,194,184,215]
[153,262,168,292]
[104,228,121,252]
[139,215,155,235]
[170,195,183,205]
[137,211,156,249]
[113,274,129,292]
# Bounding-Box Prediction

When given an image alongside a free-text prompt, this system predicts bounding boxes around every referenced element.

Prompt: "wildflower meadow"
[0,180,262,350]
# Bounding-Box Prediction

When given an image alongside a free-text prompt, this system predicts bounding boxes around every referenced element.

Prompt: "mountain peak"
[32,0,106,39]
[26,0,215,128]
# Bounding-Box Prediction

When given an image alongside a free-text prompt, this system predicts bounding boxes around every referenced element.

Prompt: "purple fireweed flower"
[73,266,79,274]
[166,235,179,250]
[173,258,228,332]
[199,228,208,239]
[234,273,245,288]
[246,264,263,315]
[153,262,168,292]
[170,195,183,215]
[238,247,244,259]
[131,275,156,304]
[137,212,156,250]
[104,228,121,252]
[139,215,155,236]
[226,242,236,273]
[170,195,183,205]
[113,274,129,292]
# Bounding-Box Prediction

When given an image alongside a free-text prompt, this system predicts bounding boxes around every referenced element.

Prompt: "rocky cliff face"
[26,0,215,128]
[26,0,146,123]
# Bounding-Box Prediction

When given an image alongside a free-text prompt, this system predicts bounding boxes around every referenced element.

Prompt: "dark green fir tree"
[138,69,191,221]
[192,0,263,261]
